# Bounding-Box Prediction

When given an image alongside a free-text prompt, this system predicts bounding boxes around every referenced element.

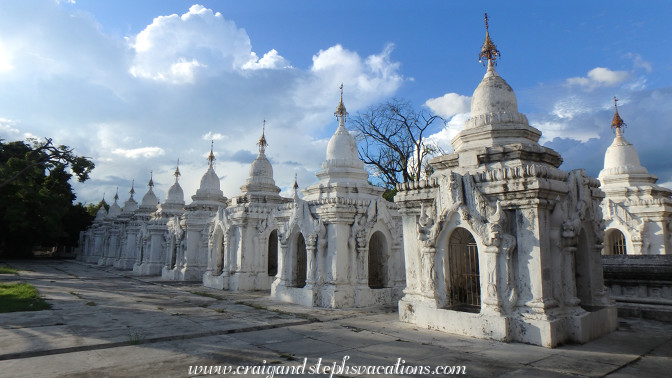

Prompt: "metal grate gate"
[294,234,307,288]
[448,228,481,312]
[612,231,627,255]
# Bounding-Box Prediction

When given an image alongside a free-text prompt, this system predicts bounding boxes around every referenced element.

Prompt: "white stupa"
[303,86,384,201]
[599,98,672,255]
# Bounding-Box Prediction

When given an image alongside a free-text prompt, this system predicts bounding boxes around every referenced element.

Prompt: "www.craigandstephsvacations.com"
[188,356,467,377]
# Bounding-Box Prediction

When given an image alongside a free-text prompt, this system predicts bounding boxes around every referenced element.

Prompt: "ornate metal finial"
[611,96,626,136]
[148,171,154,188]
[293,173,299,198]
[208,140,215,167]
[174,158,181,182]
[130,180,135,197]
[114,187,119,201]
[101,193,106,203]
[479,12,501,66]
[257,120,268,154]
[335,83,348,122]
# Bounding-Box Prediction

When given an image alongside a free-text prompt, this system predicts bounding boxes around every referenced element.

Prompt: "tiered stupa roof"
[107,189,122,218]
[137,173,159,216]
[303,85,383,201]
[122,181,139,214]
[237,121,282,203]
[190,141,227,207]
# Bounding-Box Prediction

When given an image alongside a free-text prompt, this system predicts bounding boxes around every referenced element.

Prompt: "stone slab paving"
[0,260,671,377]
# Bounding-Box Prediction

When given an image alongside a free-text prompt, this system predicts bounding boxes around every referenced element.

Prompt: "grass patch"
[0,265,18,275]
[85,301,96,306]
[67,273,78,278]
[0,282,51,313]
[190,291,224,300]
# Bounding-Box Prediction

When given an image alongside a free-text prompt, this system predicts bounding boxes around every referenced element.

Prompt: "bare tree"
[351,99,444,195]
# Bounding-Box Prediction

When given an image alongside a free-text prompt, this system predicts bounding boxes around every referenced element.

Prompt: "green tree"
[0,138,95,258]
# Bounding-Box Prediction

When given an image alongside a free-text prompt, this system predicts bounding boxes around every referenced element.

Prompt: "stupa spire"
[479,13,501,68]
[293,173,299,199]
[611,97,626,137]
[174,159,181,182]
[148,171,154,188]
[113,187,119,202]
[257,120,268,154]
[335,83,348,127]
[207,140,215,168]
[129,180,135,198]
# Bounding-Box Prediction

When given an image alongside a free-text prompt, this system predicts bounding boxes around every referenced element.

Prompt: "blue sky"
[1,0,671,205]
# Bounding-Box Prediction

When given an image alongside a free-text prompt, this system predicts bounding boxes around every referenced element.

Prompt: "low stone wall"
[602,255,672,322]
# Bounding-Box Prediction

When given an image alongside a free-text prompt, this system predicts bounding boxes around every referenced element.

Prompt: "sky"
[1,0,671,206]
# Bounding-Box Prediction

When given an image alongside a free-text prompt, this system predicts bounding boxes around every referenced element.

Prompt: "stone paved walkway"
[0,260,670,377]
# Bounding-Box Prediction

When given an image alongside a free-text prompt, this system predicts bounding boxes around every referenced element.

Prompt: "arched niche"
[603,228,627,255]
[368,231,388,289]
[268,229,278,277]
[293,233,307,288]
[444,227,481,313]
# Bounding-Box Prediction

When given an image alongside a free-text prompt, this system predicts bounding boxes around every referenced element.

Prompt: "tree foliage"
[351,99,445,197]
[0,138,95,258]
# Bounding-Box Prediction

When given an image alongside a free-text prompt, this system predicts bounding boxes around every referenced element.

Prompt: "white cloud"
[0,3,405,205]
[626,53,652,73]
[534,120,598,143]
[129,4,289,83]
[293,44,404,112]
[202,132,227,141]
[566,67,629,90]
[551,95,592,119]
[0,118,20,136]
[112,147,165,159]
[242,49,291,70]
[424,93,471,119]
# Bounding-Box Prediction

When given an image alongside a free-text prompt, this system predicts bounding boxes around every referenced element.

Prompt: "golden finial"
[208,140,215,167]
[257,120,268,154]
[148,171,154,187]
[293,173,299,198]
[611,97,626,136]
[174,158,181,181]
[129,180,135,197]
[335,83,348,122]
[114,187,119,201]
[479,13,501,66]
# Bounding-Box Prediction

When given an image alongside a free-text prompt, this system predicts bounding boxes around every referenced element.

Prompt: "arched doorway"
[604,229,627,255]
[445,227,480,313]
[213,231,224,275]
[368,231,388,289]
[170,235,177,269]
[268,230,278,277]
[293,233,307,288]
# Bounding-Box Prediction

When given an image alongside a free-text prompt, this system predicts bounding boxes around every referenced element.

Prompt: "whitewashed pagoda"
[599,98,672,255]
[270,87,405,308]
[162,143,227,281]
[204,123,290,290]
[395,14,616,347]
